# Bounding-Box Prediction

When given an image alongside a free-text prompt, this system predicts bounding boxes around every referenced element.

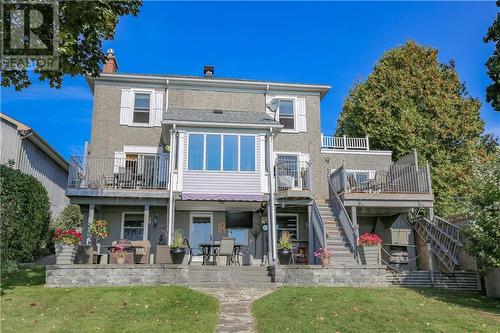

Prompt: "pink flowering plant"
[314,247,333,267]
[358,233,383,246]
[111,240,127,259]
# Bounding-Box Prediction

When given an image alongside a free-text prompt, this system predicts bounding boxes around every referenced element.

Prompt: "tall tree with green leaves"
[336,41,492,216]
[484,1,500,112]
[1,0,142,91]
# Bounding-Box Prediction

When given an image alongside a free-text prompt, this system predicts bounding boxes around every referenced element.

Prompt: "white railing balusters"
[321,135,370,150]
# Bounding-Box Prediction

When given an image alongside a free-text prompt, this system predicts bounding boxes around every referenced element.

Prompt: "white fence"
[322,135,370,150]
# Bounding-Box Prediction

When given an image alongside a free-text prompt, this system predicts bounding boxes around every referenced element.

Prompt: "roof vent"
[213,109,223,114]
[204,65,214,77]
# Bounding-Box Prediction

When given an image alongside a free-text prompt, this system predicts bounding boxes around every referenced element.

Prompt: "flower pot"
[359,245,380,266]
[320,257,330,267]
[55,244,78,264]
[170,247,186,265]
[278,249,292,265]
[116,255,126,265]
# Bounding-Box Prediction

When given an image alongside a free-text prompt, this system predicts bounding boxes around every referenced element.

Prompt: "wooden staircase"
[409,215,463,271]
[386,270,479,290]
[316,203,359,266]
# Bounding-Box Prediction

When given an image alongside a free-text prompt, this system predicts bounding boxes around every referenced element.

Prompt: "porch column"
[307,204,315,264]
[144,204,150,241]
[82,203,94,245]
[351,206,359,240]
[267,130,278,265]
[167,125,177,245]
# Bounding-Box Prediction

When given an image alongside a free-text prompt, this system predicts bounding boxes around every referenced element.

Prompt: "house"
[66,49,462,273]
[0,113,69,217]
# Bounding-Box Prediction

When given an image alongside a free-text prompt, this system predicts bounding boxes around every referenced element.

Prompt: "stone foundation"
[269,265,388,286]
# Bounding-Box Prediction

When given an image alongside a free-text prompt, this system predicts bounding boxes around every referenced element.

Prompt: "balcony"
[321,135,369,150]
[68,154,169,192]
[275,160,312,198]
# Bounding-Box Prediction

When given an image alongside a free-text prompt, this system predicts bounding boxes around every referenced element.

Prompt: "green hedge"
[0,165,51,263]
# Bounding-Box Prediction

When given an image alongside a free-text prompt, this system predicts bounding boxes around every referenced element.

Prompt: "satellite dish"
[267,98,280,113]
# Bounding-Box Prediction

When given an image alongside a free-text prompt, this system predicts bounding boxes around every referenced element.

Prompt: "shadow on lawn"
[1,267,45,295]
[405,287,500,315]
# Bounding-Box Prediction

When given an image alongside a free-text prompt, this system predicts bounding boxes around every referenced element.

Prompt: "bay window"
[187,133,256,172]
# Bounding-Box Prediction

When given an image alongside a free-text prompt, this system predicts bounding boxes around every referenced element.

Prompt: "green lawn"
[1,267,218,333]
[253,286,500,333]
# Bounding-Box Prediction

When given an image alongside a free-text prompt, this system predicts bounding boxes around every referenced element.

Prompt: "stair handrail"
[328,172,359,257]
[312,202,327,249]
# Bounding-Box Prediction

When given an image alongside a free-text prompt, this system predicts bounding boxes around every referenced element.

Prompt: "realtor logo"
[1,0,59,70]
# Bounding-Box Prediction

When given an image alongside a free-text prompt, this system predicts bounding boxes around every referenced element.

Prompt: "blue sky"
[2,1,499,159]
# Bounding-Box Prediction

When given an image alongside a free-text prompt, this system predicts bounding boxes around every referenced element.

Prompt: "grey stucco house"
[67,49,461,272]
[0,113,69,217]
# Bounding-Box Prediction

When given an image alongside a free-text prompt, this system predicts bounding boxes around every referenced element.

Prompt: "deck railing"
[330,164,431,194]
[322,135,369,150]
[68,155,169,190]
[275,160,312,191]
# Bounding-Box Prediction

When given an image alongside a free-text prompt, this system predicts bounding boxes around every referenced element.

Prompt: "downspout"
[267,127,278,265]
[167,123,176,245]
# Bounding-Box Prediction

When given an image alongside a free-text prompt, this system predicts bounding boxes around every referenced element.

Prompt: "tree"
[0,165,51,263]
[1,0,142,91]
[462,152,500,269]
[484,1,500,112]
[336,41,491,216]
[53,204,83,230]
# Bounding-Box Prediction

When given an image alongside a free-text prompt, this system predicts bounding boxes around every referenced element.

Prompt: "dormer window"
[278,99,295,130]
[133,93,151,124]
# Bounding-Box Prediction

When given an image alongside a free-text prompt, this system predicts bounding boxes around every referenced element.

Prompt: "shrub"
[0,165,51,262]
[54,204,83,229]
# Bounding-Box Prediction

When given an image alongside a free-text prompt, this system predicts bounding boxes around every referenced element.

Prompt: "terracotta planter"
[116,254,126,265]
[55,244,78,264]
[359,245,380,266]
[320,257,330,267]
[278,249,292,265]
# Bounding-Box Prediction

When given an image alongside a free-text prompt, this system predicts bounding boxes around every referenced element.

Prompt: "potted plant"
[53,229,82,264]
[314,247,333,267]
[169,230,186,264]
[111,240,127,264]
[277,232,293,265]
[358,232,383,266]
[89,220,108,249]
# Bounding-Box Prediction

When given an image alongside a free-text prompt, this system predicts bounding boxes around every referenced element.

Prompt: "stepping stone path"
[192,287,275,333]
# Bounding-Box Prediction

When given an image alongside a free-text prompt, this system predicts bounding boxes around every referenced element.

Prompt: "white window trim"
[275,95,299,133]
[186,132,258,173]
[120,211,147,241]
[123,145,162,154]
[130,88,155,127]
[276,213,300,240]
[189,212,214,250]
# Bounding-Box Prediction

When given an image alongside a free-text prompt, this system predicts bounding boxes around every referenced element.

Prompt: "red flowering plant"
[358,233,383,246]
[52,229,82,246]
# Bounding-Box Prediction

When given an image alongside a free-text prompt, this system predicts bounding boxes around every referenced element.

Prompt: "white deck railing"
[322,135,370,150]
[68,155,169,190]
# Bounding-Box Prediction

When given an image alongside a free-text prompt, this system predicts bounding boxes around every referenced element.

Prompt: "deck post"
[167,125,177,245]
[365,136,370,151]
[343,135,347,150]
[267,130,278,265]
[144,204,150,241]
[307,205,314,264]
[83,203,94,245]
[427,242,434,285]
[351,206,359,243]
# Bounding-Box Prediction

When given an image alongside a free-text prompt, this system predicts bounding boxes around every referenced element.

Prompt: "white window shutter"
[120,89,132,125]
[114,151,126,173]
[153,91,164,126]
[296,97,307,132]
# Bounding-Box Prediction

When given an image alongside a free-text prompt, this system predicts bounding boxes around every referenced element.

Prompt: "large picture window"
[133,93,151,124]
[122,213,145,241]
[187,133,256,172]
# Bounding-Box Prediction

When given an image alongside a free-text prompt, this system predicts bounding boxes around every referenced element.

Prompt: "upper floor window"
[278,99,295,130]
[133,93,151,124]
[188,133,256,172]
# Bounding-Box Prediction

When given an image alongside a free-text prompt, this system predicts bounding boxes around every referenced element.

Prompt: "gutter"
[162,120,284,130]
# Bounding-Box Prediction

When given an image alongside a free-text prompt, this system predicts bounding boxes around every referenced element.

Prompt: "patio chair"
[131,240,151,264]
[214,237,236,266]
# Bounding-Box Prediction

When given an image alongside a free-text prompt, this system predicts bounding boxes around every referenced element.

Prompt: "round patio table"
[199,242,244,266]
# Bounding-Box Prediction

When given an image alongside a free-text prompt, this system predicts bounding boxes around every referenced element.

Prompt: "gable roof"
[0,113,69,170]
[163,108,283,129]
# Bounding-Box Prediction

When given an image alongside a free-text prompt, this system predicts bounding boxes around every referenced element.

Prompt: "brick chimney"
[103,48,118,73]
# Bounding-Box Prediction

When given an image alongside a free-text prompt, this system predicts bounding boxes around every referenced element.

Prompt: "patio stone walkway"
[192,287,276,333]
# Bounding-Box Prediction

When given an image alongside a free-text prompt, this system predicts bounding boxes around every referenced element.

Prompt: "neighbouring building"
[66,49,464,273]
[0,113,69,217]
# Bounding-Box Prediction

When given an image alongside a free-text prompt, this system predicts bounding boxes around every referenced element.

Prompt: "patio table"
[199,242,244,266]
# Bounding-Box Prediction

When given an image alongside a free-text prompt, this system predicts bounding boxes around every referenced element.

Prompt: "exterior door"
[190,214,213,255]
